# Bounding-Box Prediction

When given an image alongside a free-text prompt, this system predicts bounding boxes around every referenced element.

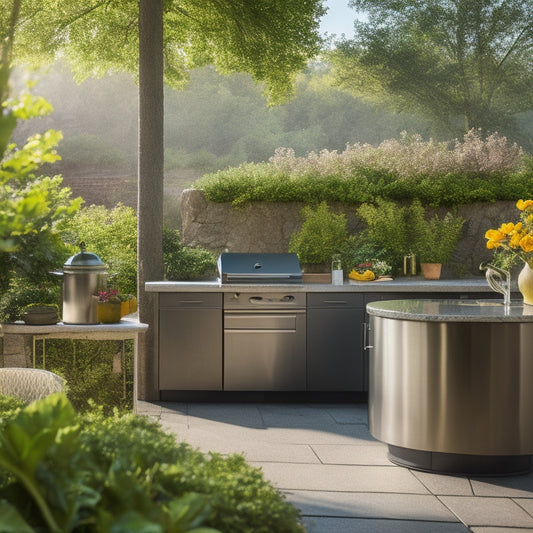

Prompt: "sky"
[319,0,357,39]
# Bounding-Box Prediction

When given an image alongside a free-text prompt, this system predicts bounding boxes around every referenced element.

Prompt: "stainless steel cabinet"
[158,293,222,390]
[224,310,307,391]
[307,293,365,391]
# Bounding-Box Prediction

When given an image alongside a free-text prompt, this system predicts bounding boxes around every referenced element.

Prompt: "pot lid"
[64,242,106,269]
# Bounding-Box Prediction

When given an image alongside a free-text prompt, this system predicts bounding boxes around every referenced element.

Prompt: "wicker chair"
[0,368,65,403]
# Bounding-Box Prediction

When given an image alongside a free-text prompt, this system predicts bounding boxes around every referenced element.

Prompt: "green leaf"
[0,500,34,532]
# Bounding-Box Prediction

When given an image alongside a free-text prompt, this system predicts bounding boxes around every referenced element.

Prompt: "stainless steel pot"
[60,243,108,324]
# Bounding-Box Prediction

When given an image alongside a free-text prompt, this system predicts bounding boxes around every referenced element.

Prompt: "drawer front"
[159,292,222,308]
[307,293,364,308]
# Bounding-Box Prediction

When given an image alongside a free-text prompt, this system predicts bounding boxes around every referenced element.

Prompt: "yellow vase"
[518,263,533,306]
[97,302,122,323]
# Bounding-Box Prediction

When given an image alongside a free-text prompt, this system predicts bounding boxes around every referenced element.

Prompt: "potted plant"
[414,211,465,279]
[288,202,348,283]
[94,290,122,323]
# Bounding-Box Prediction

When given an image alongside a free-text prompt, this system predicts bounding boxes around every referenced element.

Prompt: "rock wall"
[180,188,518,276]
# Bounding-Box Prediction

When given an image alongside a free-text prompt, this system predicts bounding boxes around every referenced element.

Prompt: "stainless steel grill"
[218,252,302,284]
[218,253,305,391]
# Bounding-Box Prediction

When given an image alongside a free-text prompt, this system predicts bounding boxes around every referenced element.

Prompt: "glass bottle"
[331,254,343,285]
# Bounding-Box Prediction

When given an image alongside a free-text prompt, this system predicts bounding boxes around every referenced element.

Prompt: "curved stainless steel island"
[366,299,533,475]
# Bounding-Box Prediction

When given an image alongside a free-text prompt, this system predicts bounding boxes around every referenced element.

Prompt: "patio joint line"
[435,495,474,531]
[308,445,324,464]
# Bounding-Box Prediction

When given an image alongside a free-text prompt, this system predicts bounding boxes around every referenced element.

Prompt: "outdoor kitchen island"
[367,298,533,475]
[145,277,508,402]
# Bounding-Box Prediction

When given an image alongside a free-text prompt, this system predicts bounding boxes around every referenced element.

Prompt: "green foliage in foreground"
[196,164,533,208]
[0,394,304,533]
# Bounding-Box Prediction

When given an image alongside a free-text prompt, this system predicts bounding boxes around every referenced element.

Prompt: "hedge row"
[195,165,533,208]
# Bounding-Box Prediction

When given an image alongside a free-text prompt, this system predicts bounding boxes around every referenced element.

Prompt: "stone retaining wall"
[180,188,518,276]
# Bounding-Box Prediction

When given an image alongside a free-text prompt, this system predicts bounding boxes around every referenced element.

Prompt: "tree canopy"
[3,0,326,103]
[330,0,533,137]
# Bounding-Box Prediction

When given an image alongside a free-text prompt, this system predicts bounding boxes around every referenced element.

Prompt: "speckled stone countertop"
[367,299,533,322]
[146,278,506,293]
[0,316,148,337]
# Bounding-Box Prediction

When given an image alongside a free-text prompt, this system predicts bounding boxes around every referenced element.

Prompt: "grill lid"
[218,253,302,284]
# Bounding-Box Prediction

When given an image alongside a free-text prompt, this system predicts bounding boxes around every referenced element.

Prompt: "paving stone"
[513,498,533,517]
[439,496,533,528]
[471,529,533,533]
[141,400,533,532]
[411,470,474,496]
[471,473,533,497]
[302,517,469,533]
[159,411,189,426]
[311,443,390,465]
[260,423,375,445]
[157,402,188,415]
[187,404,264,427]
[253,462,429,493]
[324,404,369,424]
[135,400,162,415]
[287,490,457,521]
[175,434,319,463]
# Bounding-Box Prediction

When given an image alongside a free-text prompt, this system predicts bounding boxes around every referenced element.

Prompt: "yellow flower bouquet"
[485,199,533,268]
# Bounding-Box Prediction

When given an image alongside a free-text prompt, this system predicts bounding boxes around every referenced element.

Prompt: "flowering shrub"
[94,290,121,303]
[269,130,523,178]
[485,199,533,268]
[195,131,530,207]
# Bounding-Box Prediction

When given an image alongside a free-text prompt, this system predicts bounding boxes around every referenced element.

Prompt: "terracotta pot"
[420,263,442,280]
[518,263,533,305]
[96,302,121,323]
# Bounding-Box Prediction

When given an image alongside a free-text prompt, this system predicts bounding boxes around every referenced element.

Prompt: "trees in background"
[330,0,533,139]
[4,0,326,400]
[0,1,80,314]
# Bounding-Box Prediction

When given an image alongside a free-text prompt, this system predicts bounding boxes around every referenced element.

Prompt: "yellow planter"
[119,296,138,316]
[129,296,137,313]
[120,300,130,317]
[97,302,121,323]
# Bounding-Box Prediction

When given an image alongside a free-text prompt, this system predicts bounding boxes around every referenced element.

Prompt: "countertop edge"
[145,279,504,293]
[366,299,533,322]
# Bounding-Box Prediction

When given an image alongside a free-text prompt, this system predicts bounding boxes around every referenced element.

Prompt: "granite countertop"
[367,299,533,322]
[146,277,505,293]
[0,316,148,336]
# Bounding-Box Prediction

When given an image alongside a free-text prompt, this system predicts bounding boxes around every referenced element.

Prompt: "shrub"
[0,394,304,533]
[0,276,62,323]
[57,204,138,295]
[339,235,395,275]
[194,132,531,207]
[269,130,524,177]
[414,211,465,264]
[40,338,135,413]
[356,199,424,271]
[355,199,465,270]
[288,202,347,265]
[163,228,217,280]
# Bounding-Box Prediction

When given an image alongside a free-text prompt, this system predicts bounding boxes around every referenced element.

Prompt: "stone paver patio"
[136,401,533,532]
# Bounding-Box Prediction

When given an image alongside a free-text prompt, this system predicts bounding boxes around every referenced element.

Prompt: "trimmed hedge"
[195,165,533,208]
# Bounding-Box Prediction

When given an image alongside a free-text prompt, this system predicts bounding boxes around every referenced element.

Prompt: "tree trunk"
[137,0,164,400]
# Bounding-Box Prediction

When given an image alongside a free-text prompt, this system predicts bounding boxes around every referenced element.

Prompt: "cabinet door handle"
[362,322,373,350]
[323,300,347,304]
